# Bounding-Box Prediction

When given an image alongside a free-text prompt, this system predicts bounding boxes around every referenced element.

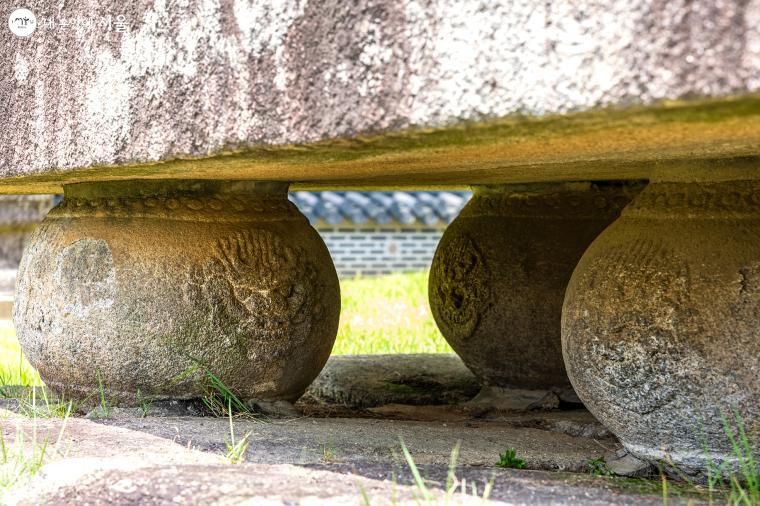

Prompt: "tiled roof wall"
[289,191,471,226]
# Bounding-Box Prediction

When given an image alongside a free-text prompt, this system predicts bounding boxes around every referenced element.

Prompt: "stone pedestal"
[13,181,340,405]
[429,182,642,399]
[563,178,760,475]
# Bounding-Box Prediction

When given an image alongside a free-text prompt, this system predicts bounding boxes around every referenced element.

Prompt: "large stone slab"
[0,347,709,505]
[2,1,760,190]
[1,413,679,505]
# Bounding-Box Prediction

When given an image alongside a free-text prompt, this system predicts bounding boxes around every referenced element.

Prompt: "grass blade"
[400,439,433,503]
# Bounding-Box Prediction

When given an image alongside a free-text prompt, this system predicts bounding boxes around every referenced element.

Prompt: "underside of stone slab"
[1,96,760,193]
[3,0,760,191]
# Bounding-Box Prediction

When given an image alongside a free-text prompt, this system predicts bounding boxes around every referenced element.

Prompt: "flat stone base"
[0,412,674,505]
[0,351,719,504]
[0,391,615,474]
[301,353,480,409]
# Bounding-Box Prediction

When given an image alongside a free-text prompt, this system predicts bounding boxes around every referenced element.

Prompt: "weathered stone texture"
[429,183,642,392]
[2,0,759,177]
[562,179,760,474]
[12,180,340,404]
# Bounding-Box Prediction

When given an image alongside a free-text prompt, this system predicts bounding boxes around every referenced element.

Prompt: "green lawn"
[0,271,451,386]
[0,324,41,387]
[333,271,452,355]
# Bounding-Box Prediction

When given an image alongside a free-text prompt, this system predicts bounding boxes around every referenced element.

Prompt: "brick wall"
[318,225,443,278]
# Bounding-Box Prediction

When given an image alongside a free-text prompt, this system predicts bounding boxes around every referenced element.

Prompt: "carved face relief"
[431,233,489,342]
[192,229,321,351]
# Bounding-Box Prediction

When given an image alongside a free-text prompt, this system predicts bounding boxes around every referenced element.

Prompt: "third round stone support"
[563,176,760,476]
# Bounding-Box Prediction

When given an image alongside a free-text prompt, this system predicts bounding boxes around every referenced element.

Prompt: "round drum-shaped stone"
[429,182,641,390]
[13,180,340,404]
[562,179,760,473]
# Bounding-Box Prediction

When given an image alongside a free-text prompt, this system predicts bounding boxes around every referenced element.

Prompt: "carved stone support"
[13,180,340,406]
[563,178,760,474]
[429,182,642,402]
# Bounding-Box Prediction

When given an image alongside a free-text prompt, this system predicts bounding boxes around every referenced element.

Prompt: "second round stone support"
[13,180,341,409]
[429,182,642,407]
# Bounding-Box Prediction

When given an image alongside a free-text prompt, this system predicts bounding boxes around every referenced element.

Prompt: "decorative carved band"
[463,186,638,219]
[49,195,304,222]
[624,181,760,218]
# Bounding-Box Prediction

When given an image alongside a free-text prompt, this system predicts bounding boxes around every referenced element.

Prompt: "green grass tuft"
[174,359,252,418]
[0,404,71,496]
[95,370,110,418]
[321,442,337,463]
[718,408,759,505]
[136,389,153,418]
[588,457,612,477]
[223,400,251,464]
[381,439,493,505]
[495,448,526,469]
[17,387,76,419]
